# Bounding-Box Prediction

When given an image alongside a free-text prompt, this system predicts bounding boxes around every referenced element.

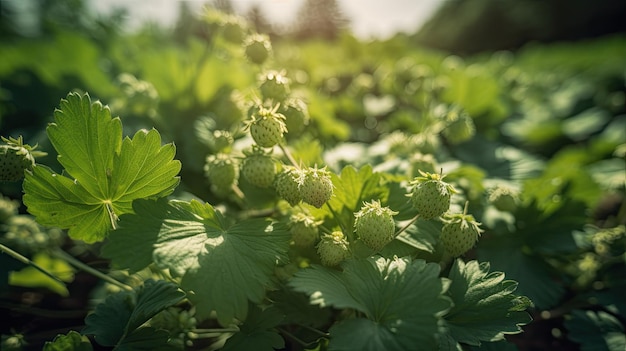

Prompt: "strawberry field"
[1,5,625,351]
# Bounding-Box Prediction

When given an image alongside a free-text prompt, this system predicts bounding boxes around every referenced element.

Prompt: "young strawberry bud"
[0,136,44,182]
[204,153,239,197]
[317,231,350,267]
[409,171,456,220]
[245,104,287,148]
[300,166,333,208]
[241,147,277,188]
[259,70,290,102]
[441,212,483,257]
[354,200,398,251]
[275,166,304,206]
[243,33,272,65]
[289,212,321,248]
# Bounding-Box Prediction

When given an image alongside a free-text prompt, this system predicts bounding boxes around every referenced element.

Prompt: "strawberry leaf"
[329,165,387,214]
[83,279,184,347]
[290,257,451,350]
[564,310,626,351]
[106,199,291,325]
[444,260,533,346]
[222,304,285,351]
[23,92,181,243]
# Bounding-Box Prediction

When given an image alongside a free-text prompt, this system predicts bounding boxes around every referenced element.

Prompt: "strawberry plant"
[1,6,625,351]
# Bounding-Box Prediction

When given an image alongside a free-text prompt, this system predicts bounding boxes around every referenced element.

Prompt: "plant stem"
[279,143,300,170]
[325,202,349,235]
[297,324,328,338]
[51,248,133,291]
[0,244,65,285]
[394,213,420,237]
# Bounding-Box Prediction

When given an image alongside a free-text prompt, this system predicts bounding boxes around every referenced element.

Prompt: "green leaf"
[444,260,533,346]
[329,165,387,214]
[395,219,442,254]
[83,280,184,347]
[23,92,181,243]
[290,257,451,350]
[477,236,564,309]
[43,331,93,351]
[83,290,133,346]
[130,199,291,325]
[469,340,520,351]
[101,198,171,272]
[116,327,174,351]
[126,279,186,333]
[222,304,285,351]
[565,310,626,351]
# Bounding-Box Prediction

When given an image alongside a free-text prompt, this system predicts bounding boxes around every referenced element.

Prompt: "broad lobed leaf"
[444,259,533,346]
[105,198,291,326]
[290,256,451,350]
[23,92,181,243]
[82,280,184,347]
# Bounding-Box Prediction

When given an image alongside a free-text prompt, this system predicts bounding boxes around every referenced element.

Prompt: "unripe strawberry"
[409,171,456,220]
[354,200,398,251]
[275,166,304,206]
[221,17,247,44]
[246,104,287,148]
[299,166,333,208]
[204,153,238,196]
[0,195,19,223]
[317,231,350,267]
[441,212,483,257]
[241,148,276,188]
[280,98,310,138]
[244,34,272,65]
[0,136,40,182]
[488,185,519,213]
[443,108,475,144]
[259,70,290,102]
[289,212,321,248]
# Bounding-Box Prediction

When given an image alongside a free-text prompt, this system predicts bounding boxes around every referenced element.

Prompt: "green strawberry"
[150,307,197,335]
[241,148,276,188]
[409,171,456,219]
[280,98,310,138]
[441,212,483,257]
[0,136,42,182]
[275,166,304,206]
[204,153,238,196]
[243,33,272,65]
[443,107,475,144]
[488,185,519,213]
[0,195,18,223]
[354,200,398,251]
[259,70,290,102]
[221,17,247,44]
[299,166,333,208]
[289,212,321,248]
[246,104,287,148]
[317,231,350,267]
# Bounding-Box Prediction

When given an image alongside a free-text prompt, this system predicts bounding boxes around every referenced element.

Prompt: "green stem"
[325,202,349,236]
[279,143,300,170]
[297,324,328,338]
[0,244,65,285]
[51,248,133,291]
[394,213,420,237]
